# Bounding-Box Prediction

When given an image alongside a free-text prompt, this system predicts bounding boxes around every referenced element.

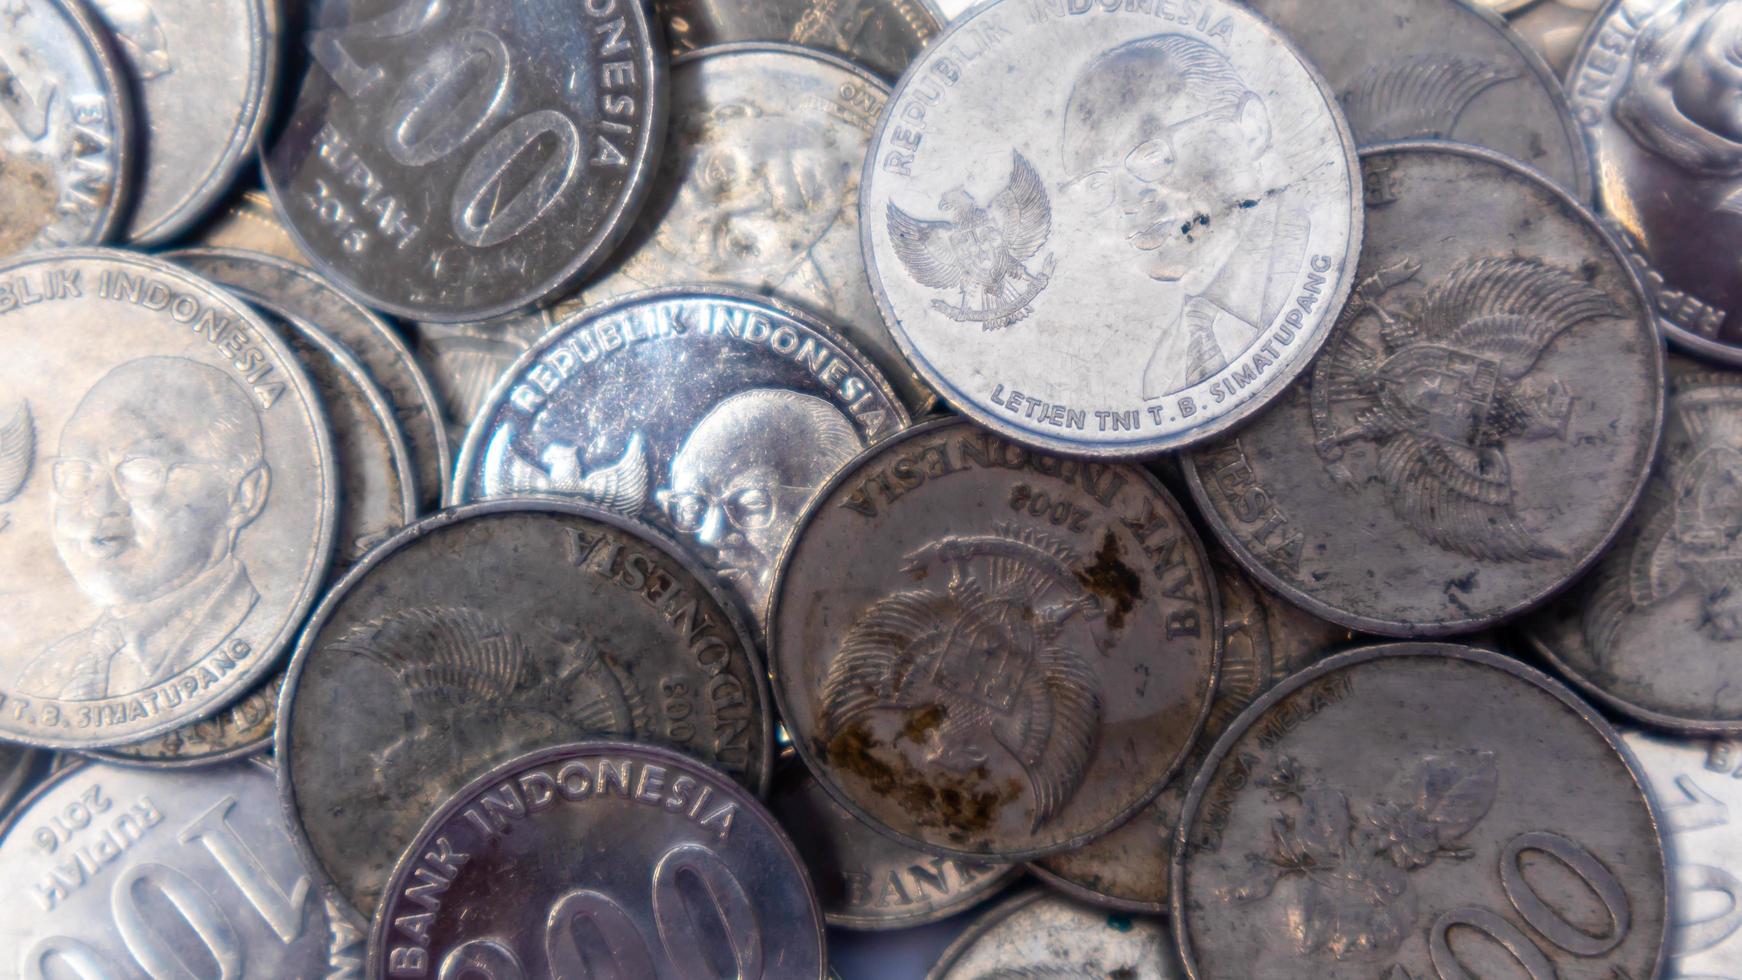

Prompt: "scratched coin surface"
[770,418,1221,860]
[927,889,1181,979]
[1185,143,1663,636]
[278,502,772,918]
[658,0,942,79]
[0,249,337,749]
[264,0,665,322]
[366,741,823,979]
[455,289,910,624]
[0,0,132,259]
[1174,645,1668,979]
[1,758,366,976]
[860,0,1361,456]
[1568,0,1742,364]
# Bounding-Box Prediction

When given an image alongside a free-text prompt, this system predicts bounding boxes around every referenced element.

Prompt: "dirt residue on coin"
[898,703,945,745]
[821,720,1017,839]
[0,151,59,254]
[1077,530,1141,630]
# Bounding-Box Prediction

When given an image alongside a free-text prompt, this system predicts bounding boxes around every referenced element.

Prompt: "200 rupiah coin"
[927,888,1181,979]
[1185,142,1664,636]
[770,418,1221,860]
[657,0,943,79]
[859,0,1362,456]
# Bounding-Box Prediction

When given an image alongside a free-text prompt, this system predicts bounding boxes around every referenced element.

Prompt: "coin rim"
[922,886,1050,980]
[35,0,138,249]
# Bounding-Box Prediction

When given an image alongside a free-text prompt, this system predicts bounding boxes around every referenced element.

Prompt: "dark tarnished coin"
[768,756,1019,929]
[412,308,555,448]
[0,0,132,258]
[455,288,910,623]
[278,502,772,918]
[1185,143,1663,636]
[658,0,942,80]
[196,188,307,266]
[1569,0,1742,364]
[0,249,337,748]
[264,0,666,323]
[927,889,1181,979]
[1511,0,1605,74]
[1174,645,1668,979]
[860,0,1361,456]
[2,758,366,976]
[770,418,1221,860]
[367,741,823,979]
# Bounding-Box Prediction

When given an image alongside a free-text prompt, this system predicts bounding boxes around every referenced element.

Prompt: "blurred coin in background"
[658,0,942,79]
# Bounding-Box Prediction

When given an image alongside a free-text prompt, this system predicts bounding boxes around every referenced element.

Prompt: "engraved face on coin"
[278,502,772,918]
[367,741,823,979]
[658,0,942,80]
[0,0,132,258]
[1174,645,1668,979]
[770,418,1221,860]
[265,0,665,323]
[927,889,1181,979]
[1185,143,1663,636]
[860,0,1361,456]
[0,249,337,748]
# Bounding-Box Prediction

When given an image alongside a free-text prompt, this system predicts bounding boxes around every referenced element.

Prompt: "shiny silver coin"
[1185,142,1663,636]
[0,742,45,817]
[768,756,1019,929]
[927,889,1181,979]
[860,0,1362,457]
[658,0,942,80]
[412,307,555,449]
[770,418,1221,860]
[455,288,910,624]
[1568,0,1742,364]
[0,0,132,258]
[264,0,666,323]
[196,188,307,266]
[1174,644,1668,979]
[278,501,772,919]
[367,740,823,979]
[88,0,277,244]
[1509,0,1604,75]
[1246,0,1590,199]
[2,758,366,976]
[0,248,337,748]
[87,673,280,769]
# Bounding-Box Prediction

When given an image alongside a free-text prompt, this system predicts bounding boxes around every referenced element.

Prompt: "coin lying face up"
[658,0,942,79]
[860,0,1362,455]
[927,889,1180,979]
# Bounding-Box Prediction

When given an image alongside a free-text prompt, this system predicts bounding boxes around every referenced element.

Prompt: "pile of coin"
[0,0,1735,975]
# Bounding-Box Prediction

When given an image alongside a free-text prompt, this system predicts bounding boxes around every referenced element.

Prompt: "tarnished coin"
[860,0,1361,456]
[927,889,1181,979]
[1185,143,1663,636]
[89,0,278,244]
[455,288,910,623]
[1510,0,1604,75]
[0,249,336,748]
[2,758,366,976]
[278,502,772,918]
[264,0,666,323]
[0,0,132,258]
[768,756,1019,929]
[89,673,281,769]
[196,188,308,265]
[1030,553,1354,912]
[658,0,942,80]
[770,418,1220,860]
[412,308,555,448]
[367,741,823,979]
[1174,645,1668,979]
[1569,0,1742,364]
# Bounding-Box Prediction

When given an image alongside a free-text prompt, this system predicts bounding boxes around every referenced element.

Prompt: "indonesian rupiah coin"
[1173,644,1669,979]
[1509,0,1604,75]
[195,188,307,266]
[366,741,823,979]
[87,674,281,768]
[412,308,555,448]
[656,0,942,79]
[264,0,666,323]
[859,0,1362,456]
[1184,142,1663,636]
[0,248,337,748]
[926,889,1181,979]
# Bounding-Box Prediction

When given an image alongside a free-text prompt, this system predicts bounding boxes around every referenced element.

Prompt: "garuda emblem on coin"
[819,525,1102,830]
[1340,55,1519,142]
[1310,257,1623,561]
[485,425,650,519]
[0,400,32,531]
[886,151,1056,331]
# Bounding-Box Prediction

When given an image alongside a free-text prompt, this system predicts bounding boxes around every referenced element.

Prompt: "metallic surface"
[927,889,1181,979]
[657,0,942,80]
[1509,0,1605,75]
[194,188,307,265]
[0,742,44,817]
[413,307,555,448]
[1174,645,1669,979]
[88,672,281,768]
[1186,143,1663,636]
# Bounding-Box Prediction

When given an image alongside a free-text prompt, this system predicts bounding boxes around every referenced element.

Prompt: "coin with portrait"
[657,0,942,79]
[927,889,1181,979]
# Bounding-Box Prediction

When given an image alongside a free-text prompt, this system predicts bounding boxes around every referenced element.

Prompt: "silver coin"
[412,308,555,449]
[455,288,911,624]
[768,756,1019,929]
[927,889,1181,979]
[859,0,1362,457]
[87,672,281,769]
[88,0,278,244]
[1246,0,1591,199]
[1174,644,1669,979]
[0,248,337,748]
[1476,0,1541,13]
[195,187,308,266]
[770,418,1221,860]
[1508,0,1605,76]
[1568,0,1742,364]
[264,0,666,323]
[366,740,823,979]
[658,0,943,80]
[1,758,367,976]
[1185,142,1663,636]
[0,0,132,258]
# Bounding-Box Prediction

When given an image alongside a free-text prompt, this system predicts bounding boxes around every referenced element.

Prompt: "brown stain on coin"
[0,151,58,254]
[898,703,945,745]
[1077,530,1141,630]
[821,720,1017,840]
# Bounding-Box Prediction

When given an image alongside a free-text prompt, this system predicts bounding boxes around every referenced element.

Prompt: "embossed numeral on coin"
[310,0,449,99]
[382,27,509,168]
[651,843,762,978]
[451,109,579,248]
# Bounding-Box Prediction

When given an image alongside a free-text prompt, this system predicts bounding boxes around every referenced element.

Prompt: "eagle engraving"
[1310,257,1624,561]
[1340,55,1520,142]
[819,525,1102,830]
[0,400,32,509]
[886,151,1055,331]
[482,424,650,518]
